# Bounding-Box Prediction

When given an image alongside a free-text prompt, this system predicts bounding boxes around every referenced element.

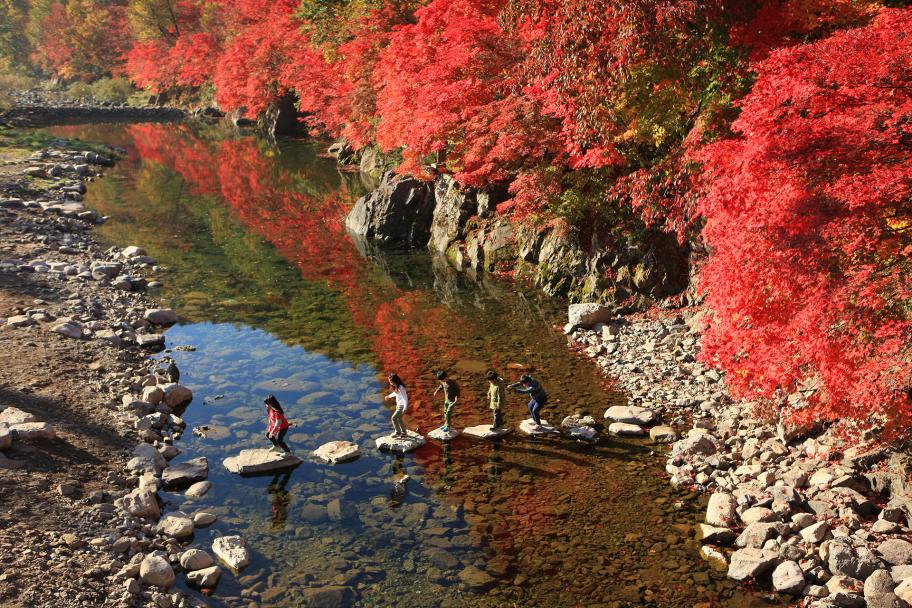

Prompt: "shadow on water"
[45,122,781,608]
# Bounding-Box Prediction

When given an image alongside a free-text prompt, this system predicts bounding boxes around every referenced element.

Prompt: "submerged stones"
[312,441,361,464]
[375,430,426,453]
[224,448,303,474]
[212,535,250,571]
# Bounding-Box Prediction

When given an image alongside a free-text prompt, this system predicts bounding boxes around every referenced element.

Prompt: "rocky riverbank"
[567,306,912,608]
[0,91,184,129]
[0,133,247,606]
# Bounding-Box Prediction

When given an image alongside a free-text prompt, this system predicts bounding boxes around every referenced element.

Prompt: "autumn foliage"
[6,0,911,434]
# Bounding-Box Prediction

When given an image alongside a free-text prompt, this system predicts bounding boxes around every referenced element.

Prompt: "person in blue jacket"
[509,374,548,425]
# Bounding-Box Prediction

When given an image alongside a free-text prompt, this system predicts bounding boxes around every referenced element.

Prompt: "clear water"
[46,123,776,608]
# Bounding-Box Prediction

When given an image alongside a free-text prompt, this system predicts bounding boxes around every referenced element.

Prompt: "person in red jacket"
[264,394,291,454]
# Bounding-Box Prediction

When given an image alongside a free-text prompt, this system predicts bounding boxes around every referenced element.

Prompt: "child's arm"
[433,385,441,395]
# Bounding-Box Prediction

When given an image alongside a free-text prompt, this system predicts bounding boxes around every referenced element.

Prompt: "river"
[45,122,774,608]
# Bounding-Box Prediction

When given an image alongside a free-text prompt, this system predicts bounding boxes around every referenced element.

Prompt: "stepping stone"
[375,430,426,453]
[462,425,511,440]
[561,414,598,441]
[162,457,208,488]
[312,441,361,464]
[428,427,460,442]
[604,405,656,425]
[518,419,560,436]
[212,535,250,572]
[608,422,645,437]
[223,448,302,474]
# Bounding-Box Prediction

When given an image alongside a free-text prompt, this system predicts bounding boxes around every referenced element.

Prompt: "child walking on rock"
[264,395,291,453]
[385,374,409,438]
[510,374,548,426]
[486,370,506,430]
[433,370,460,433]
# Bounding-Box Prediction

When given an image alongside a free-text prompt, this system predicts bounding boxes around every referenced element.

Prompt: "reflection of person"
[384,374,409,438]
[268,471,291,530]
[433,371,460,432]
[486,370,506,430]
[264,395,291,453]
[509,374,548,425]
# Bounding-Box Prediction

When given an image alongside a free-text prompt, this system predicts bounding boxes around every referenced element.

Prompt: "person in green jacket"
[433,370,460,432]
[486,370,506,430]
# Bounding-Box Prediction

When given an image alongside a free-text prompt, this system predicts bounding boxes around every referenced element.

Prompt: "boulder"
[427,427,460,442]
[671,434,717,458]
[706,492,738,527]
[800,521,830,543]
[518,419,561,436]
[186,565,221,588]
[428,174,478,253]
[345,173,435,248]
[830,541,885,580]
[727,548,778,581]
[142,385,164,405]
[161,457,208,489]
[144,308,178,325]
[772,561,805,594]
[879,539,912,566]
[223,448,303,474]
[866,570,896,597]
[300,586,353,608]
[156,512,194,539]
[735,523,780,549]
[115,489,160,519]
[133,443,167,472]
[10,422,55,440]
[160,383,193,408]
[696,524,736,545]
[375,430,427,453]
[0,407,36,425]
[649,425,678,443]
[192,512,217,527]
[136,333,165,348]
[312,440,362,464]
[139,554,174,588]
[604,405,656,425]
[462,425,511,440]
[896,579,912,604]
[212,535,250,571]
[567,303,614,329]
[608,422,645,437]
[51,322,83,339]
[740,507,777,525]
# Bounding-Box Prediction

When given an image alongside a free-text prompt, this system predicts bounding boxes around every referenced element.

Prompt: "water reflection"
[45,122,777,608]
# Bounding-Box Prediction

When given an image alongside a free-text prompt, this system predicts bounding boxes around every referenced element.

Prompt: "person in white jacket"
[385,374,409,438]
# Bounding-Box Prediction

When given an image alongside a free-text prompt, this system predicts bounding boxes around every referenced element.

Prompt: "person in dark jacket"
[433,370,460,432]
[509,374,548,425]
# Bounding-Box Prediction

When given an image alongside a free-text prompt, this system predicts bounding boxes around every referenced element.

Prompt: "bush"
[90,77,135,103]
[65,81,93,99]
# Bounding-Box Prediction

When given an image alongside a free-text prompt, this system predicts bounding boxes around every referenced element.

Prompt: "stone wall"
[345,169,692,308]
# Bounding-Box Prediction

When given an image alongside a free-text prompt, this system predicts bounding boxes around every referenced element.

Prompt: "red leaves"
[697,8,912,435]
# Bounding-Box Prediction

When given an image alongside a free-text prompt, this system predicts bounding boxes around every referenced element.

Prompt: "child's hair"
[264,394,284,414]
[520,374,533,383]
[436,370,447,380]
[388,373,405,388]
[485,370,498,381]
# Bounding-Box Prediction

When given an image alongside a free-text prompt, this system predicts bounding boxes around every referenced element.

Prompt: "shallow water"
[47,123,776,607]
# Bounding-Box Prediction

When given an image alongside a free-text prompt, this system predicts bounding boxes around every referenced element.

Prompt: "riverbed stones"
[212,535,250,571]
[697,524,736,545]
[561,414,598,440]
[192,512,217,527]
[518,419,560,436]
[300,586,353,607]
[427,427,460,442]
[567,303,614,329]
[185,480,212,498]
[156,512,194,538]
[801,521,830,543]
[462,425,510,440]
[728,548,778,581]
[161,383,193,408]
[375,430,426,452]
[140,554,175,588]
[608,422,645,437]
[136,333,165,348]
[0,424,10,451]
[186,565,220,588]
[604,405,656,425]
[706,492,738,527]
[224,448,303,474]
[10,422,55,440]
[458,565,495,590]
[51,321,83,339]
[116,488,160,519]
[649,425,678,443]
[0,407,36,425]
[161,457,208,488]
[144,308,178,325]
[879,539,912,566]
[772,561,805,594]
[312,441,361,463]
[179,549,214,571]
